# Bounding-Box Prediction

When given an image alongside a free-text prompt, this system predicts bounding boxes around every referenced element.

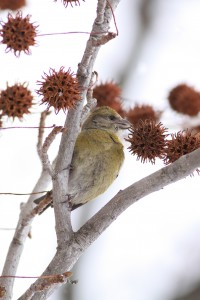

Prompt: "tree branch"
[19,148,200,300]
[0,170,51,300]
[76,148,200,242]
[40,126,65,176]
[12,0,121,299]
[0,112,53,299]
[52,0,121,250]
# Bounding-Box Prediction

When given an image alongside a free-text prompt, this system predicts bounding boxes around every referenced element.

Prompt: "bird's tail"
[34,191,53,214]
[34,191,83,213]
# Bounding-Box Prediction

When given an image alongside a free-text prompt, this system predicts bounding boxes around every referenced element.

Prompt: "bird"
[34,106,130,212]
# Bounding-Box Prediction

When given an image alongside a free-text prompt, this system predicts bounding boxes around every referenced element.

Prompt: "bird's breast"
[68,129,124,206]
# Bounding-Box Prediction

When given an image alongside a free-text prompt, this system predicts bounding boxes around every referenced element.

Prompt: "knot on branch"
[92,32,117,47]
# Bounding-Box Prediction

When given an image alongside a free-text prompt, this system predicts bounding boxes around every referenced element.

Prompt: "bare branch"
[0,169,51,299]
[80,97,97,125]
[0,191,47,196]
[81,71,98,124]
[0,125,55,130]
[37,111,51,154]
[0,1,121,299]
[19,147,200,299]
[92,31,117,46]
[40,126,65,175]
[0,108,53,299]
[76,148,200,242]
[106,0,119,35]
[17,272,72,300]
[52,0,121,249]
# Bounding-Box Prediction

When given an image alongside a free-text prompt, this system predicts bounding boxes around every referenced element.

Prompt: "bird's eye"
[109,115,117,121]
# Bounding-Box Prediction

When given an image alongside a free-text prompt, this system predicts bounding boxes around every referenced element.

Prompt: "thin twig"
[81,71,98,124]
[17,273,71,300]
[37,31,111,37]
[91,31,117,46]
[37,111,51,154]
[0,191,48,196]
[0,160,51,299]
[37,31,91,36]
[40,126,65,175]
[106,0,119,35]
[0,272,72,280]
[0,125,55,130]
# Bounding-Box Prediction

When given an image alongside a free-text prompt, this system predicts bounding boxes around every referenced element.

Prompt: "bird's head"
[82,106,131,133]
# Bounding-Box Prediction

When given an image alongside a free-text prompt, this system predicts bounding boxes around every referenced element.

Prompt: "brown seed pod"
[0,83,33,119]
[36,67,81,114]
[168,84,200,116]
[126,120,168,164]
[125,104,160,125]
[0,0,26,10]
[93,81,124,115]
[164,130,200,165]
[0,11,38,56]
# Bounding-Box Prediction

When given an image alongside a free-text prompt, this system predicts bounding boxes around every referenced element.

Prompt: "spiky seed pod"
[36,67,81,114]
[0,0,26,10]
[126,104,160,125]
[0,11,37,56]
[54,0,84,7]
[0,83,33,119]
[93,81,124,116]
[168,84,200,116]
[126,120,168,164]
[164,130,200,165]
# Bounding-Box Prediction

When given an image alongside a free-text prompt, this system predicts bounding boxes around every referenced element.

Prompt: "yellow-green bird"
[35,106,130,211]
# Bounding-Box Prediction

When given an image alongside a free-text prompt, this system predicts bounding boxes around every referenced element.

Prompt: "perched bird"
[34,106,130,211]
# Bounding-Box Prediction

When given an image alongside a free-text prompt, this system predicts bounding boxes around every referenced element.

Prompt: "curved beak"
[115,118,131,130]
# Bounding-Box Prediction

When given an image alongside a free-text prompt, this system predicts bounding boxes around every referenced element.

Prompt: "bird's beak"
[115,118,131,130]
